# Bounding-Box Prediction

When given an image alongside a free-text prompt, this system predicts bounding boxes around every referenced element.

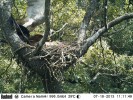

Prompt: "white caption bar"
[0,94,133,100]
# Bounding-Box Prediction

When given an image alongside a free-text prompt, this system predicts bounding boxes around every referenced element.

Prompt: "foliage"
[0,0,133,93]
[51,0,85,42]
[0,45,44,93]
[107,20,133,56]
[83,41,133,93]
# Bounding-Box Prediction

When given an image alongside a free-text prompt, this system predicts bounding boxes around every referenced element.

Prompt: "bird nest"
[41,41,78,80]
[43,41,78,68]
[18,41,78,81]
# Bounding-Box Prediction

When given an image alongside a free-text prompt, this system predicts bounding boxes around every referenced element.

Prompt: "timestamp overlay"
[0,94,133,100]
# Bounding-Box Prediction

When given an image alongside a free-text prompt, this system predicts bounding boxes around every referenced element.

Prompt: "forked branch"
[79,13,133,57]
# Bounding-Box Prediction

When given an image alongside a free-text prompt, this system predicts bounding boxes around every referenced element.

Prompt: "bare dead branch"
[90,72,120,83]
[50,23,68,37]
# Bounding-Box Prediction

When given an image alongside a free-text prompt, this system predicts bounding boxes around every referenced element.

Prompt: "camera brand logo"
[1,94,12,99]
[14,95,19,99]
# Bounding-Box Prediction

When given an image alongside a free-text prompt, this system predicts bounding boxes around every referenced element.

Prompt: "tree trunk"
[0,0,63,93]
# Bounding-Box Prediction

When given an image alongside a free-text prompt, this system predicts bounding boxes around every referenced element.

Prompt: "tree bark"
[79,13,133,57]
[33,0,51,55]
[0,0,63,93]
[1,0,133,93]
[78,0,99,44]
[23,0,46,29]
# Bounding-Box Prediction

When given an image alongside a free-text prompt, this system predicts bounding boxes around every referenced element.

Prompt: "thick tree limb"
[23,0,46,29]
[79,13,133,57]
[33,0,51,55]
[78,0,99,44]
[0,0,62,93]
[0,0,43,75]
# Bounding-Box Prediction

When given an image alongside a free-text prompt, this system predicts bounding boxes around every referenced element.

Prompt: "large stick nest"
[38,41,79,80]
[18,41,79,80]
[17,41,79,80]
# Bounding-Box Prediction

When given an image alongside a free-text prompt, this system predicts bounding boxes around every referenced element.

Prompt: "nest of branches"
[16,41,79,81]
[40,41,79,80]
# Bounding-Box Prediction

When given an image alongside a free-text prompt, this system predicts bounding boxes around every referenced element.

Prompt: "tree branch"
[50,23,68,37]
[33,0,51,55]
[90,72,120,84]
[103,0,108,30]
[79,13,133,57]
[77,0,99,44]
[23,0,46,29]
[0,1,63,93]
